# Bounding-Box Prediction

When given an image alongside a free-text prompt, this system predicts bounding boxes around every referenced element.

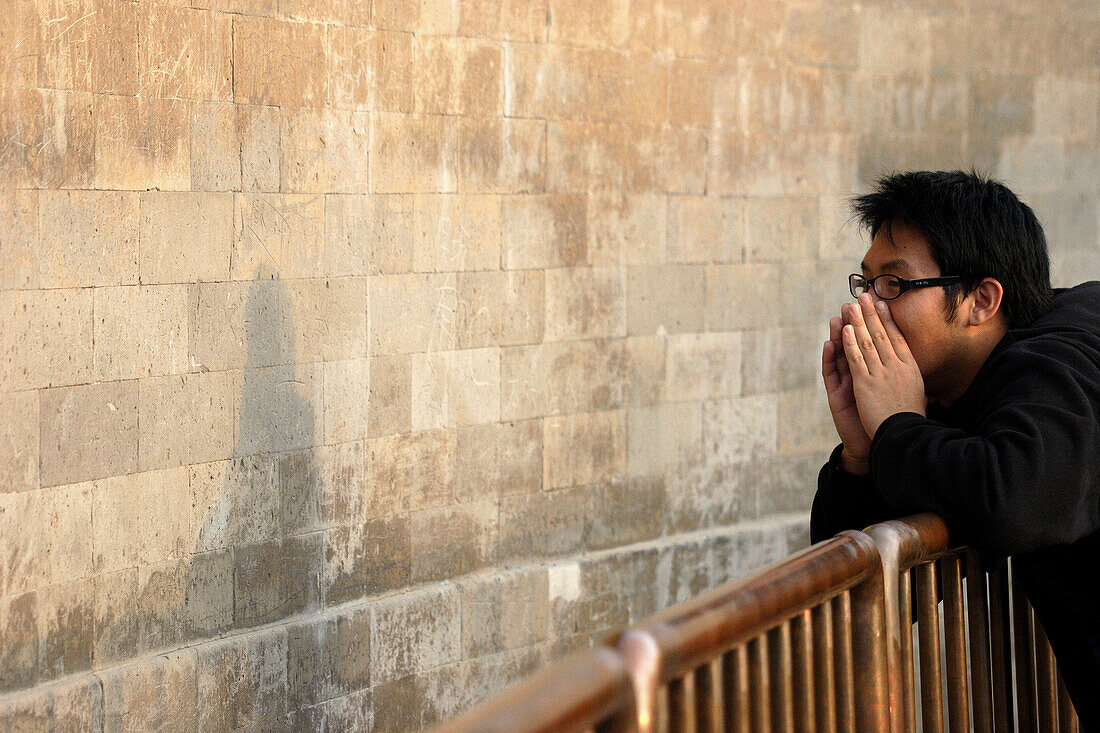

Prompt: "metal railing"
[430,514,1079,732]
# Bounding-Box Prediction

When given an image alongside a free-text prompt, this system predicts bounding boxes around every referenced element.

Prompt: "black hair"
[851,170,1052,328]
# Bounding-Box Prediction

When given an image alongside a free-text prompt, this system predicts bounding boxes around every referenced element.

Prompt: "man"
[810,170,1100,726]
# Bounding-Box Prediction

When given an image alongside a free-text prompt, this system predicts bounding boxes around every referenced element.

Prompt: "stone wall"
[1,0,1097,730]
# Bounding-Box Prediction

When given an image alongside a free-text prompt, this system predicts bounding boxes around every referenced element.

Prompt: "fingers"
[822,340,840,391]
[841,322,868,374]
[873,299,915,362]
[845,297,883,371]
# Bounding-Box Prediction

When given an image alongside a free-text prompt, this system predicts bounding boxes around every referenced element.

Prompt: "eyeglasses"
[849,273,962,301]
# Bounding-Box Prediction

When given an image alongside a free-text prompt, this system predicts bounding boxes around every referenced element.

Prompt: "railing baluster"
[792,609,816,733]
[721,647,750,733]
[1011,563,1038,730]
[916,561,945,732]
[988,565,1016,731]
[1057,665,1079,733]
[943,555,970,733]
[692,659,722,733]
[749,635,771,731]
[899,568,916,732]
[668,674,694,733]
[832,592,855,733]
[768,623,794,733]
[964,551,994,732]
[1034,619,1058,733]
[811,603,836,733]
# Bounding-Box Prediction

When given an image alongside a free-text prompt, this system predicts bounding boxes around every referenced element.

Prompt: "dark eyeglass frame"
[849,273,962,301]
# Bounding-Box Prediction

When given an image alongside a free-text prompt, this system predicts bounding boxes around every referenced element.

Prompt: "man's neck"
[936,321,1010,406]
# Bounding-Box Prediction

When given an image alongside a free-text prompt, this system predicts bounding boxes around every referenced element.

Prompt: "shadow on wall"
[96,273,326,665]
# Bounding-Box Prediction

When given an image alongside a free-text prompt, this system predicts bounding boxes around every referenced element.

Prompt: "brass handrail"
[429,514,1079,733]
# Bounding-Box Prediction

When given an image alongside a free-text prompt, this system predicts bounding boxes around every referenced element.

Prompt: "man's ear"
[968,278,1004,326]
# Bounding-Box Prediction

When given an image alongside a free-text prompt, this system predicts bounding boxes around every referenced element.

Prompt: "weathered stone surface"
[455,419,542,502]
[664,331,742,402]
[370,585,461,683]
[409,500,498,582]
[369,274,458,354]
[234,16,326,107]
[456,270,544,348]
[499,487,586,561]
[325,517,411,603]
[281,108,371,194]
[501,194,587,269]
[140,192,233,284]
[626,265,706,336]
[366,429,456,516]
[92,468,188,574]
[92,286,188,382]
[139,372,234,471]
[543,410,625,490]
[94,95,190,191]
[40,381,139,487]
[323,358,370,444]
[0,391,38,494]
[703,395,779,466]
[39,191,138,289]
[195,631,288,731]
[412,348,500,430]
[371,112,458,194]
[232,194,327,279]
[500,340,624,420]
[544,267,626,341]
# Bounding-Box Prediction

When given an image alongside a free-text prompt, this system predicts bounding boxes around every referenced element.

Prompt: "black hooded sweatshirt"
[810,282,1100,729]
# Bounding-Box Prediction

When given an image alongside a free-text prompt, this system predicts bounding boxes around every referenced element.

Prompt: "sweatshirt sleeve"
[810,444,912,544]
[869,339,1100,557]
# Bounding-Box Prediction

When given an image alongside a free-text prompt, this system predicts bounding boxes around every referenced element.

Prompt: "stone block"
[189,455,280,552]
[500,339,624,420]
[233,534,323,628]
[459,117,546,196]
[414,37,503,116]
[281,108,371,193]
[280,0,370,24]
[40,380,138,487]
[668,57,728,128]
[371,112,458,194]
[102,650,197,732]
[0,289,93,392]
[39,483,93,588]
[412,195,501,273]
[0,490,41,598]
[626,265,706,335]
[621,335,667,406]
[741,327,822,395]
[93,561,190,664]
[325,518,410,604]
[501,193,588,269]
[547,0,631,47]
[92,286,188,382]
[709,130,856,197]
[411,348,501,430]
[742,453,823,518]
[286,277,368,363]
[325,194,414,277]
[584,477,665,551]
[456,270,544,348]
[586,192,666,266]
[417,647,545,730]
[455,419,542,502]
[368,354,412,437]
[195,631,288,731]
[587,49,667,125]
[37,0,139,95]
[191,102,241,192]
[239,104,281,192]
[782,3,858,69]
[544,267,627,341]
[137,4,232,100]
[370,674,420,732]
[233,363,323,456]
[710,523,791,586]
[409,500,498,582]
[661,0,742,57]
[286,608,371,710]
[183,549,234,638]
[0,0,39,89]
[0,591,38,692]
[327,26,413,113]
[664,463,741,534]
[457,568,549,658]
[370,585,461,683]
[705,263,782,330]
[499,487,586,561]
[504,42,588,119]
[703,395,779,466]
[369,273,457,355]
[290,688,373,733]
[890,75,968,135]
[666,195,742,264]
[39,190,138,289]
[233,16,326,107]
[739,63,828,135]
[968,74,1036,140]
[140,191,233,284]
[819,195,867,261]
[0,391,38,494]
[664,331,742,402]
[366,429,455,516]
[278,449,323,536]
[0,88,96,189]
[92,468,188,574]
[626,402,703,477]
[232,193,327,279]
[778,388,834,456]
[36,579,94,681]
[543,410,625,490]
[139,372,235,471]
[93,95,190,191]
[0,190,37,290]
[322,358,370,445]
